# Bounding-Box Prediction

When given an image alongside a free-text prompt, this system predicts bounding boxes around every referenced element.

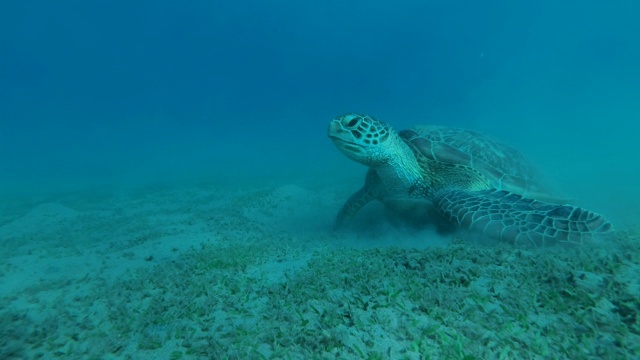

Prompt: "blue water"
[2,2,640,358]
[3,1,638,200]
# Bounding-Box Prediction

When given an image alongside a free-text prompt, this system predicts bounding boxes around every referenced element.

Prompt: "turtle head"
[328,113,396,167]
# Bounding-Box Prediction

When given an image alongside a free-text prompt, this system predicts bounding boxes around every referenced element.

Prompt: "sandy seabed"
[1,178,639,360]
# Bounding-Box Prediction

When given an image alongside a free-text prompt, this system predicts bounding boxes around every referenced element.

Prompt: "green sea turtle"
[328,113,612,246]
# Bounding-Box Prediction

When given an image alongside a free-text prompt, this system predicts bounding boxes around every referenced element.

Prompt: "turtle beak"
[328,120,352,145]
[328,120,363,158]
[327,120,342,138]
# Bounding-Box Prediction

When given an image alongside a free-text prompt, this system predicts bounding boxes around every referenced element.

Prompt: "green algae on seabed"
[1,231,638,360]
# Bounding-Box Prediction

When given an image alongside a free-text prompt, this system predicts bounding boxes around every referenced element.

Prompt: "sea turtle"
[328,113,612,246]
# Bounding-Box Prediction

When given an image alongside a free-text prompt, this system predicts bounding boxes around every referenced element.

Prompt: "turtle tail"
[433,188,612,247]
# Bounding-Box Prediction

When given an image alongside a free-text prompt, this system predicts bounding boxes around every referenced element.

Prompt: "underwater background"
[2,0,639,220]
[1,1,640,359]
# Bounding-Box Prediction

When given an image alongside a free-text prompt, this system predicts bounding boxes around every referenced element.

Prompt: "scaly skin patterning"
[328,113,612,247]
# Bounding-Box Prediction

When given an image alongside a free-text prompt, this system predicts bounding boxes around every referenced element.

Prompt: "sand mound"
[0,203,80,244]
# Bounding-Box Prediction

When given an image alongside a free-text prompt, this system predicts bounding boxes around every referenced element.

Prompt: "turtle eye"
[347,118,360,128]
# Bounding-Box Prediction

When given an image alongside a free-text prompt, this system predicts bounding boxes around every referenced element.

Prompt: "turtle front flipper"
[334,170,382,230]
[433,189,612,246]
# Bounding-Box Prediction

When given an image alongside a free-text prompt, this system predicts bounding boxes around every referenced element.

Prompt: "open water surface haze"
[1,1,639,359]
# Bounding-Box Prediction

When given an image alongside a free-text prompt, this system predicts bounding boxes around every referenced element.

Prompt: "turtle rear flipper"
[434,189,612,246]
